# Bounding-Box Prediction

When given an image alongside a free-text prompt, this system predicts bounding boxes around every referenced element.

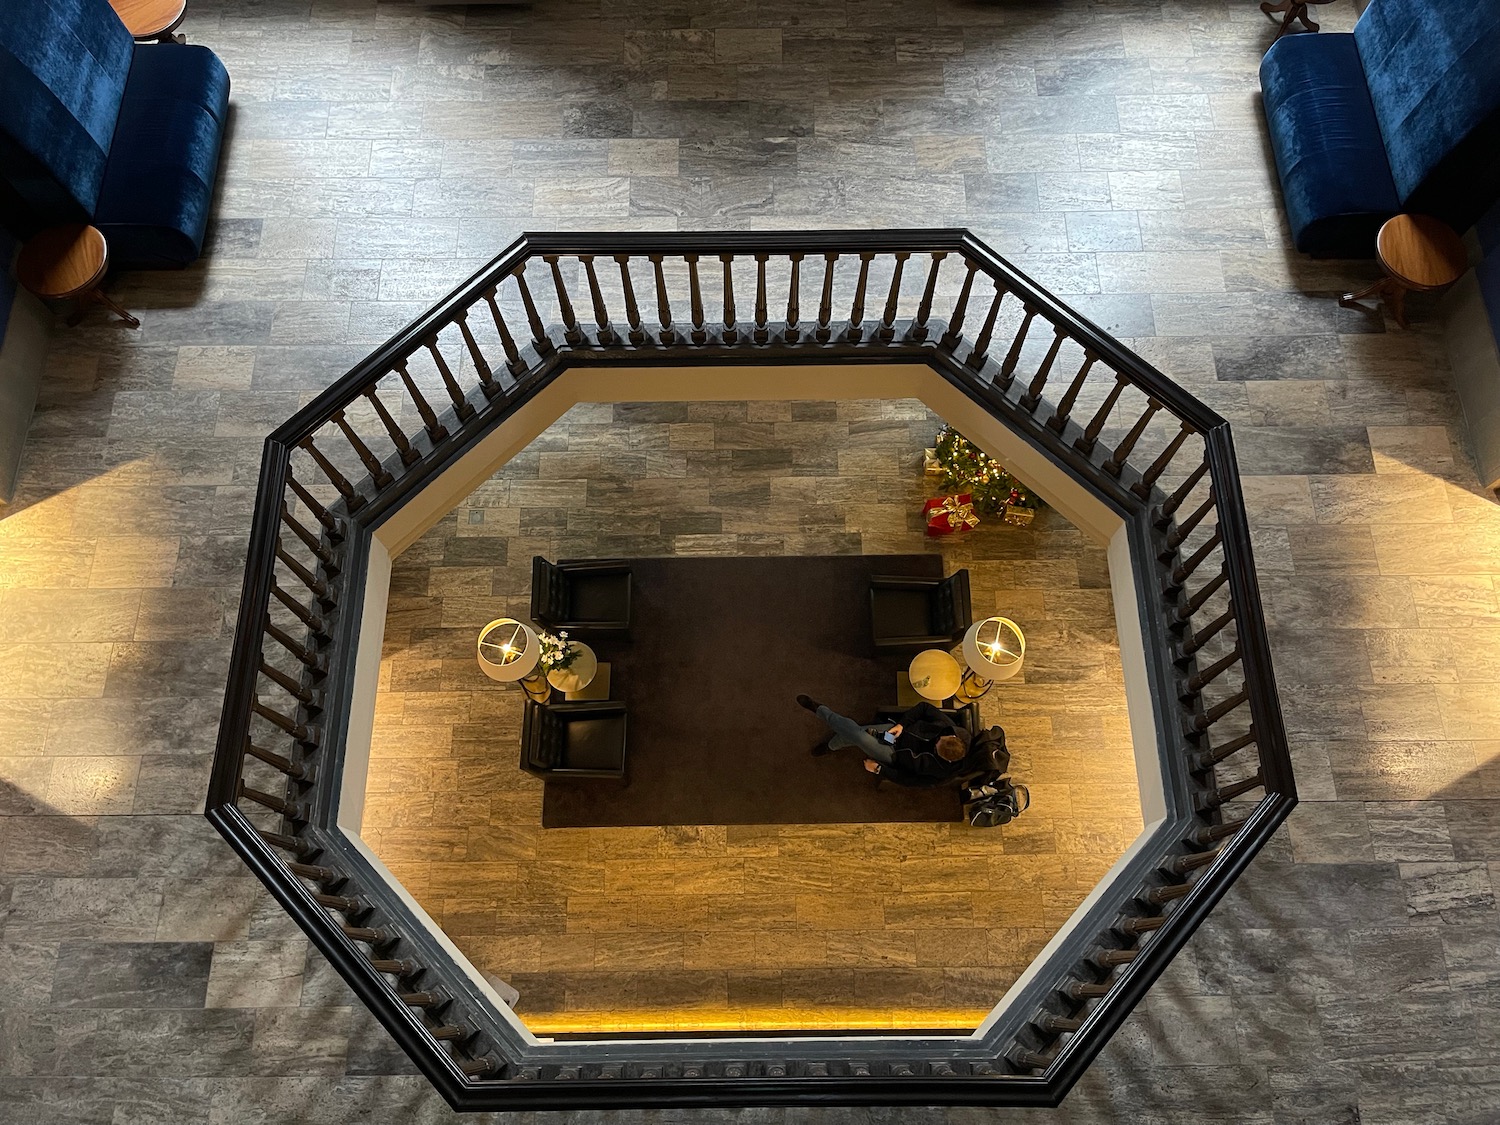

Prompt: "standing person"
[796,695,971,781]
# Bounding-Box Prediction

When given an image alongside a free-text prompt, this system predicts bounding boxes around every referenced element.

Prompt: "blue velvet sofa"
[0,0,229,269]
[1259,0,1500,258]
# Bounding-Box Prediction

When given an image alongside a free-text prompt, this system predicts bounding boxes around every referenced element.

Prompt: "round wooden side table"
[107,0,187,42]
[16,225,140,329]
[1338,214,1467,329]
[1260,0,1335,39]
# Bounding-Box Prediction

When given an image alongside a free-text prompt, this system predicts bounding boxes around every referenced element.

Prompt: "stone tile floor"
[363,398,1140,1032]
[1,0,1498,1120]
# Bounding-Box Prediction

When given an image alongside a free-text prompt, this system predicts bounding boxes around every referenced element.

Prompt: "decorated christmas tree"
[925,426,1041,526]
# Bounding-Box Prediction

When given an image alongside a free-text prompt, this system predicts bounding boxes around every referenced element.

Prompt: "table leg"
[1339,275,1391,308]
[1260,0,1292,14]
[1296,3,1320,32]
[80,287,141,329]
[1385,284,1409,330]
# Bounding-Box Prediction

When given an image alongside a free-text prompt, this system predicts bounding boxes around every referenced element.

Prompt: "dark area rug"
[541,554,965,828]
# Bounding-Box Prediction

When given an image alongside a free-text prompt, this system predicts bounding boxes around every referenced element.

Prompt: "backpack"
[962,772,1030,828]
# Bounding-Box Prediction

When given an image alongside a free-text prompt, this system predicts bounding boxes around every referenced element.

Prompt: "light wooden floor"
[363,398,1142,1031]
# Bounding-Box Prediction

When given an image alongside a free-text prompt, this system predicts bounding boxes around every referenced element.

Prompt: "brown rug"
[541,554,964,828]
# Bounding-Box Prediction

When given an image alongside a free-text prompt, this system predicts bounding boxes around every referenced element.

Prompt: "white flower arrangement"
[536,629,578,672]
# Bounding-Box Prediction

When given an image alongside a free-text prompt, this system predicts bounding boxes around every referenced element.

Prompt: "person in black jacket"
[797,695,971,781]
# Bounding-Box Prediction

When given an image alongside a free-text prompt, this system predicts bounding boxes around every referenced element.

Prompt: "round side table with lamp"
[908,648,962,703]
[955,616,1026,705]
[477,618,550,703]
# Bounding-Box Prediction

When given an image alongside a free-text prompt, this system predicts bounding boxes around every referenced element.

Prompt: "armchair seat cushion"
[1260,33,1399,258]
[94,43,230,269]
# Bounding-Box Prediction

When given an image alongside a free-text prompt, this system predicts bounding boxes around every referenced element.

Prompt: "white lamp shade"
[962,616,1025,681]
[477,618,541,682]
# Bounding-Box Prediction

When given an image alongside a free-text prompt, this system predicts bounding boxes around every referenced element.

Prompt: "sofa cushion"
[0,0,134,234]
[1259,32,1399,258]
[94,43,231,269]
[1355,0,1500,231]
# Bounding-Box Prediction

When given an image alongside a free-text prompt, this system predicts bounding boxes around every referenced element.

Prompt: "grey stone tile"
[51,941,213,1009]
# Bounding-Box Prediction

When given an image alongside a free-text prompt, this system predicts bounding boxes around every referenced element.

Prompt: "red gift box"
[923,494,980,536]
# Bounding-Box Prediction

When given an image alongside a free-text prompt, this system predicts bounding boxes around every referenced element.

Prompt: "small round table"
[108,0,187,41]
[1260,0,1335,39]
[547,641,598,696]
[1339,214,1467,329]
[908,649,962,703]
[15,225,140,329]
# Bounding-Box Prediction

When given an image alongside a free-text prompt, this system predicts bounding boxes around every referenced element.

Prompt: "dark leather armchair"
[530,556,632,637]
[869,569,971,653]
[520,700,627,781]
[875,703,980,740]
[874,722,1007,790]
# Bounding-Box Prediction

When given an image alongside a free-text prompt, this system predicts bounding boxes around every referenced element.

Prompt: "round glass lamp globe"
[962,616,1025,681]
[477,618,541,682]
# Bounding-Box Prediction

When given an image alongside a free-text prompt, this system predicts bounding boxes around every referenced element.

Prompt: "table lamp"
[958,616,1025,702]
[477,618,550,702]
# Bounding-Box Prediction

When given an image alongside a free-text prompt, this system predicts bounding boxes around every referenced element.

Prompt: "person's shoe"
[796,694,821,713]
[811,739,836,756]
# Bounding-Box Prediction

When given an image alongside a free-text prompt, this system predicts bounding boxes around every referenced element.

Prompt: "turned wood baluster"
[1163,529,1223,596]
[649,254,675,344]
[1075,375,1127,456]
[1174,568,1229,624]
[908,251,945,341]
[544,256,584,346]
[483,287,527,376]
[370,958,418,976]
[1165,847,1223,876]
[1010,1048,1055,1071]
[580,255,616,345]
[271,581,327,640]
[878,251,909,341]
[1199,770,1265,809]
[1145,881,1194,906]
[1164,491,1216,554]
[395,363,449,443]
[1120,915,1166,936]
[265,616,323,671]
[1018,327,1066,413]
[815,253,837,342]
[1045,352,1098,434]
[1103,398,1162,476]
[1132,422,1194,499]
[1179,604,1234,657]
[460,1059,495,1078]
[1065,979,1111,1000]
[399,990,444,1008]
[361,386,420,467]
[847,252,873,341]
[259,658,314,706]
[239,781,306,820]
[253,699,314,744]
[429,1024,469,1042]
[785,252,803,342]
[614,256,648,345]
[1189,816,1250,847]
[330,409,393,488]
[315,892,364,913]
[1093,948,1136,968]
[1192,727,1256,770]
[1181,645,1240,698]
[246,738,310,780]
[286,476,343,540]
[685,254,706,344]
[275,538,329,601]
[298,437,364,512]
[1190,687,1249,733]
[288,861,340,883]
[965,287,1006,370]
[342,925,393,946]
[1035,1013,1083,1034]
[940,259,978,349]
[719,254,737,343]
[425,339,474,421]
[1155,461,1209,528]
[281,503,336,568]
[512,264,552,354]
[998,306,1038,387]
[753,254,769,343]
[257,828,315,857]
[453,311,497,396]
